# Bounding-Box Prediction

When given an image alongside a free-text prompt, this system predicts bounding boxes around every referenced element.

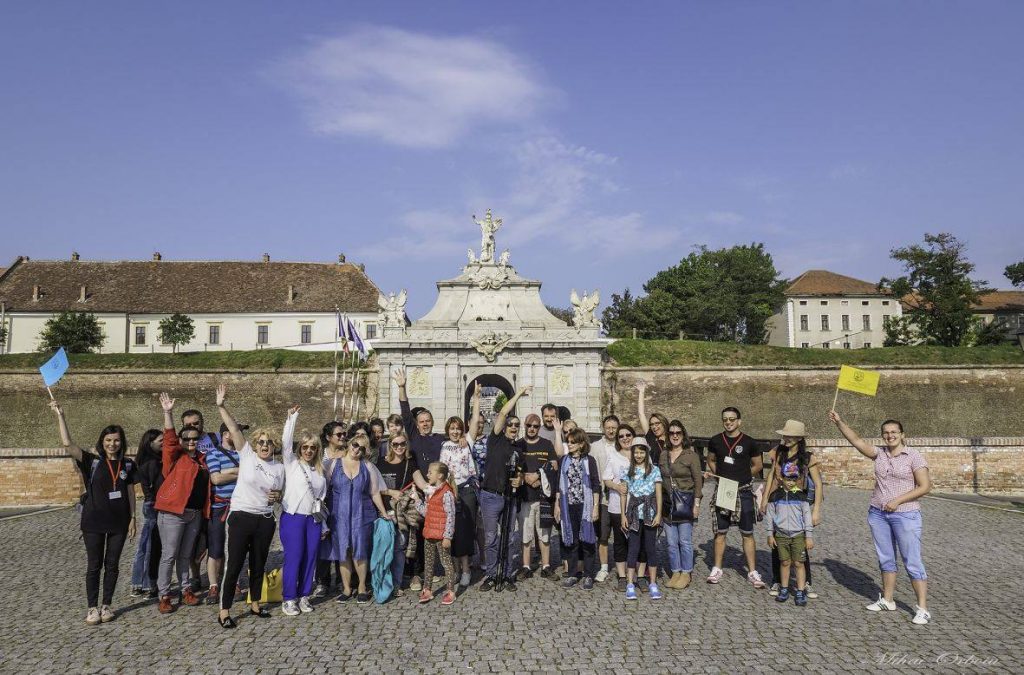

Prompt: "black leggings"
[611,513,647,568]
[627,522,658,571]
[771,545,812,585]
[147,527,162,590]
[220,511,275,610]
[83,530,128,607]
[560,504,596,579]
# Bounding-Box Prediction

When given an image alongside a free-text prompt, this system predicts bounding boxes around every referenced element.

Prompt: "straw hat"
[775,419,807,437]
[630,437,650,449]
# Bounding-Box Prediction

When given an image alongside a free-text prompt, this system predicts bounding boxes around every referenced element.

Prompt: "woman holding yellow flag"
[828,410,932,626]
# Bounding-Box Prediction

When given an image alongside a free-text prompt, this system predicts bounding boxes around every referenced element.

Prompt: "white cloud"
[271,26,553,148]
[705,211,746,226]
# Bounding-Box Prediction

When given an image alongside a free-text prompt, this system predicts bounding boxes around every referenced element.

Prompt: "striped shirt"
[205,445,240,503]
[870,446,927,512]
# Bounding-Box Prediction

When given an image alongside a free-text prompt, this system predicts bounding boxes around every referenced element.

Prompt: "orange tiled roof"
[785,270,887,297]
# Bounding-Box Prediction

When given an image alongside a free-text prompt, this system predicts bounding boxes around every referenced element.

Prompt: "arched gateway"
[372,210,608,432]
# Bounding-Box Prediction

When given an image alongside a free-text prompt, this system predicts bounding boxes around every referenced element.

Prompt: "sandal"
[249,605,271,618]
[217,614,237,629]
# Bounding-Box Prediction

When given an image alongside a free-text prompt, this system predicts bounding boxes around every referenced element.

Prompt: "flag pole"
[333,307,341,421]
[352,354,362,422]
[46,386,55,401]
[831,386,840,412]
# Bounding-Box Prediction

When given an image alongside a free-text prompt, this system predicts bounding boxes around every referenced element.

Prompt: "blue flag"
[40,347,69,387]
[347,318,369,358]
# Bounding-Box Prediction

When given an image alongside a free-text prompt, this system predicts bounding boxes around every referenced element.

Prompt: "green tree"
[634,244,786,343]
[968,318,1007,346]
[1006,261,1024,287]
[879,233,991,347]
[0,323,7,349]
[493,392,508,414]
[600,288,641,337]
[158,313,195,354]
[882,315,917,347]
[545,305,574,326]
[39,311,104,353]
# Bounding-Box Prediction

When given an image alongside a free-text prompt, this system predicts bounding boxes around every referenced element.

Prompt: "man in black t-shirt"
[516,414,557,579]
[479,386,531,591]
[705,406,765,589]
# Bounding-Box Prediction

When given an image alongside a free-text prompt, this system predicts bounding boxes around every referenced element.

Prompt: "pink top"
[440,440,477,486]
[870,447,927,512]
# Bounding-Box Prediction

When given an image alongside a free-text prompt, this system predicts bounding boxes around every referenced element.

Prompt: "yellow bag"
[246,567,283,603]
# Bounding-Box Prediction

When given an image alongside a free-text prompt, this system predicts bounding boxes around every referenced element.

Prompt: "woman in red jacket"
[154,392,211,614]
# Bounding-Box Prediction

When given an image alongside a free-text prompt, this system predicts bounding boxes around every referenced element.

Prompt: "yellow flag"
[837,365,880,396]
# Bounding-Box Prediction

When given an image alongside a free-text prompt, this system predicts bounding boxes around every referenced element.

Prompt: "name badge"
[108,490,122,500]
[724,456,735,465]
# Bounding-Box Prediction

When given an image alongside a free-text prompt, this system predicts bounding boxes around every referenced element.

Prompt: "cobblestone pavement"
[1,487,1020,674]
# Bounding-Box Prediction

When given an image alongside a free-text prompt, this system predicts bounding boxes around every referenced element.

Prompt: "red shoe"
[206,585,219,605]
[441,590,456,606]
[158,596,176,614]
[418,589,434,604]
[183,588,201,606]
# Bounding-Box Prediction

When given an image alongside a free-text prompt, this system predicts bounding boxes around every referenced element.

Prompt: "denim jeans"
[130,501,157,589]
[867,506,927,580]
[663,521,694,573]
[157,508,202,597]
[479,489,518,579]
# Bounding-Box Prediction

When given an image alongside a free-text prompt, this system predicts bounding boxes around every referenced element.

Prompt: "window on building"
[882,314,891,326]
[841,315,850,331]
[365,324,378,339]
[864,343,872,348]
[862,315,871,331]
[300,324,312,344]
[882,300,890,306]
[799,300,807,306]
[821,315,830,331]
[841,300,849,306]
[799,315,809,331]
[257,325,269,345]
[820,300,828,306]
[209,325,220,345]
[862,300,870,306]
[134,325,146,346]
[822,342,831,349]
[843,342,851,349]
[800,342,810,348]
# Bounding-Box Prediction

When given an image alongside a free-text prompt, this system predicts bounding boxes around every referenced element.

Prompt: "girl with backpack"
[621,437,663,600]
[50,400,137,625]
[414,461,458,606]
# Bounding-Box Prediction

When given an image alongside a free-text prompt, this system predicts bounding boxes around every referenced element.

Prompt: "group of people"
[51,370,934,627]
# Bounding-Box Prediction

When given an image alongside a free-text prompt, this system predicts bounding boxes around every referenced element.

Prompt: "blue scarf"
[559,455,596,546]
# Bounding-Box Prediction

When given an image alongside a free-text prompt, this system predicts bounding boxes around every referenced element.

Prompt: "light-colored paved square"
[1,487,1019,674]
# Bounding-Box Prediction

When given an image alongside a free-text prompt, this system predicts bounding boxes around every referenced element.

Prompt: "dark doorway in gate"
[463,373,516,428]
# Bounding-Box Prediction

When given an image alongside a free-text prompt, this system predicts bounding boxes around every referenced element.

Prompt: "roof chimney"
[78,285,87,302]
[287,284,295,304]
[338,253,346,264]
[71,252,80,262]
[357,263,365,273]
[152,252,162,261]
[32,285,40,302]
[262,253,270,263]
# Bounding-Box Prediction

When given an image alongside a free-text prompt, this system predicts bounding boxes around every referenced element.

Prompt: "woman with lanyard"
[313,420,348,597]
[636,382,669,464]
[602,423,636,589]
[759,420,823,599]
[325,433,390,604]
[829,410,932,625]
[129,429,163,598]
[154,393,211,614]
[659,420,703,590]
[50,400,137,625]
[279,406,328,617]
[376,429,417,596]
[215,385,286,628]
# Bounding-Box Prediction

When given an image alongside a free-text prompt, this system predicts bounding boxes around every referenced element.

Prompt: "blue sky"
[2,1,1022,317]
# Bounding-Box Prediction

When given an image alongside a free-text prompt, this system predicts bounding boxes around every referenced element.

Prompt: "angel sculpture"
[467,248,478,266]
[497,249,511,268]
[377,290,408,328]
[570,289,601,331]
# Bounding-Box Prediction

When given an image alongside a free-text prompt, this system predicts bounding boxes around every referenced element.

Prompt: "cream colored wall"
[3,313,128,353]
[767,296,903,349]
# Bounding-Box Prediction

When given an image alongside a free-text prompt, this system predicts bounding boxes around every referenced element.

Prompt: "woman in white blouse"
[215,385,286,628]
[278,406,328,617]
[439,382,482,588]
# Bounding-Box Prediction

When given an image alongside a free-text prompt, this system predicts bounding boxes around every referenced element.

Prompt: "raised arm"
[552,418,565,457]
[49,400,84,462]
[493,385,532,435]
[393,368,415,436]
[467,381,482,441]
[281,406,300,465]
[215,385,247,453]
[828,410,878,459]
[159,392,175,432]
[636,382,650,434]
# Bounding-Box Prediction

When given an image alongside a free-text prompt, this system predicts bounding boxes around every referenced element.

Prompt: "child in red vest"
[415,462,458,605]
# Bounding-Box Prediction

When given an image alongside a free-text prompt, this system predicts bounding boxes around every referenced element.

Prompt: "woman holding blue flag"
[50,399,137,626]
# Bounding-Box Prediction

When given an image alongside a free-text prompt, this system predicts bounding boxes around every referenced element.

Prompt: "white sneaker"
[706,567,724,584]
[298,596,314,613]
[768,583,780,596]
[459,572,471,588]
[912,606,931,625]
[281,600,300,616]
[85,608,101,625]
[805,583,818,599]
[866,594,896,612]
[747,570,766,589]
[99,605,115,623]
[595,569,609,583]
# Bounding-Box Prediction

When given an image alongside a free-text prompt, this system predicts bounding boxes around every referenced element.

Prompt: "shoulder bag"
[664,453,694,521]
